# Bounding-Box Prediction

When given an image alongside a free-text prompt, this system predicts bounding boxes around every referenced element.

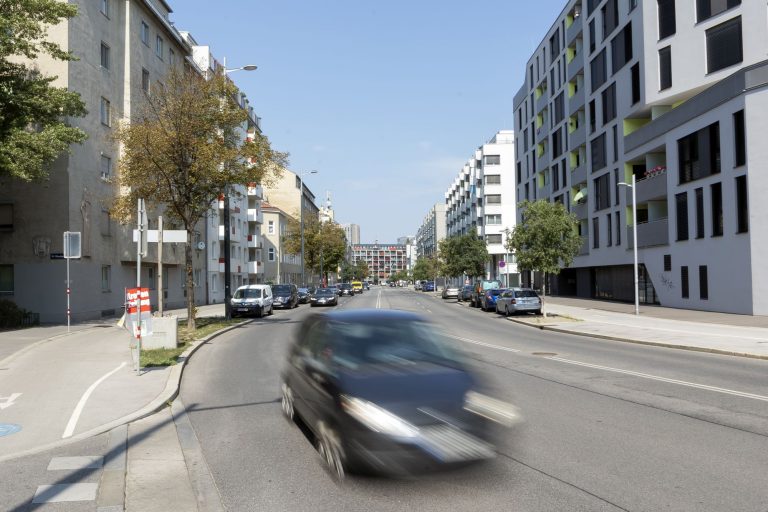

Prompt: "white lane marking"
[376,290,382,309]
[548,356,768,402]
[62,362,127,439]
[445,334,521,353]
[0,392,22,410]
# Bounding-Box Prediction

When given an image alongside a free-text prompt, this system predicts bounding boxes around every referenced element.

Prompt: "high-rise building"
[514,0,766,314]
[342,224,361,246]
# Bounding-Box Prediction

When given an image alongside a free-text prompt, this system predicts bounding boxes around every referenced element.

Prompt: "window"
[697,0,740,23]
[100,97,111,126]
[140,21,149,45]
[699,266,709,300]
[268,248,275,261]
[735,175,748,233]
[681,266,689,298]
[141,68,150,93]
[733,110,745,167]
[100,208,111,236]
[612,125,618,162]
[194,269,202,287]
[602,0,619,39]
[706,17,742,73]
[658,0,676,39]
[611,22,633,74]
[664,254,672,272]
[485,155,501,165]
[485,234,502,244]
[155,35,164,59]
[0,204,13,231]
[100,155,111,179]
[602,83,616,124]
[594,173,611,211]
[552,128,563,158]
[100,0,110,17]
[268,220,275,234]
[169,48,176,66]
[0,265,12,294]
[486,194,502,204]
[554,93,565,124]
[589,19,596,54]
[695,188,705,238]
[593,217,600,248]
[517,163,522,184]
[100,42,110,69]
[148,267,156,290]
[589,100,596,133]
[678,122,720,184]
[485,175,501,185]
[101,265,111,292]
[615,211,621,245]
[631,63,641,104]
[485,214,502,225]
[629,0,637,12]
[590,132,607,171]
[659,46,672,90]
[711,182,723,236]
[614,168,620,205]
[590,49,607,92]
[676,192,689,241]
[550,29,561,56]
[607,213,612,246]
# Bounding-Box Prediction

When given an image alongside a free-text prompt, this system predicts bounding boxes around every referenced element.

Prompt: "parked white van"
[231,285,273,318]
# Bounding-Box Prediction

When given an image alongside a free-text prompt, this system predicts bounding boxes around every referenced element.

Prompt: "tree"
[438,229,489,281]
[355,259,369,280]
[412,256,440,282]
[505,200,581,298]
[0,0,88,181]
[283,215,347,284]
[113,66,287,329]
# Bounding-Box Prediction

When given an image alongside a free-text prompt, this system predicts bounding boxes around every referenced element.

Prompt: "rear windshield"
[488,289,503,296]
[234,288,262,299]
[272,285,292,294]
[514,290,538,298]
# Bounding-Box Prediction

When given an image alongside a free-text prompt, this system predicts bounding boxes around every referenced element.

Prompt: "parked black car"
[458,285,473,302]
[338,283,355,296]
[271,284,299,309]
[298,287,311,304]
[280,309,519,479]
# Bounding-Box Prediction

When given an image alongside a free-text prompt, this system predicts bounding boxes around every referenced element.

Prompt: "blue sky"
[171,0,568,243]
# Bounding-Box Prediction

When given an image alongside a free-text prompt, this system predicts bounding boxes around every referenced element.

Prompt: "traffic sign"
[63,232,81,259]
[499,260,506,268]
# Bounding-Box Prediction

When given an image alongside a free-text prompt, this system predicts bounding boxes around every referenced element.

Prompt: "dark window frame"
[706,17,743,74]
[735,175,748,233]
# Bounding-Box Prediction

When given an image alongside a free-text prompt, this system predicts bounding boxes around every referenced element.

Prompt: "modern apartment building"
[415,204,447,258]
[445,130,519,285]
[513,0,766,314]
[351,244,408,283]
[342,224,361,246]
[261,203,302,284]
[0,0,207,322]
[398,236,418,275]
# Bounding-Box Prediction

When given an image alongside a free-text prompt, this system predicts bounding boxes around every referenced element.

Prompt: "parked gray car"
[441,285,460,299]
[495,288,542,316]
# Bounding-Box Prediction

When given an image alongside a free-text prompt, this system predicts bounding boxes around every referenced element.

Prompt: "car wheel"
[281,382,295,420]
[317,421,345,481]
[504,305,510,317]
[535,309,542,316]
[268,305,274,316]
[255,308,263,318]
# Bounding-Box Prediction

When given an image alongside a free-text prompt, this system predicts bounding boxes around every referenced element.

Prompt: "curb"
[506,317,768,361]
[0,319,252,463]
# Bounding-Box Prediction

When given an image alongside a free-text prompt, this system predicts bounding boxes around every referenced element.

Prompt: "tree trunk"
[186,231,196,331]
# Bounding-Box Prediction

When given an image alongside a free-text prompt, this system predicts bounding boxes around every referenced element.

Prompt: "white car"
[231,285,274,318]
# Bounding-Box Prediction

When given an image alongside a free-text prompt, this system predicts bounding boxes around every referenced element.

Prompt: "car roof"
[320,308,425,324]
[237,284,270,289]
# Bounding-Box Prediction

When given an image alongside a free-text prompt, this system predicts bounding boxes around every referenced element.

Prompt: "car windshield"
[515,290,539,298]
[298,288,308,293]
[316,289,336,296]
[327,320,462,369]
[233,288,261,299]
[272,285,291,294]
[340,283,352,289]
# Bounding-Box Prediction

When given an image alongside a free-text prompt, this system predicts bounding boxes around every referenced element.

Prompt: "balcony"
[626,168,668,204]
[572,200,588,220]
[535,89,549,114]
[569,124,586,151]
[246,233,262,248]
[247,208,263,224]
[578,236,589,255]
[566,15,583,45]
[218,225,243,243]
[247,184,263,198]
[536,148,550,171]
[567,57,583,82]
[627,218,669,249]
[571,163,587,185]
[568,86,585,115]
[217,258,245,273]
[247,261,263,274]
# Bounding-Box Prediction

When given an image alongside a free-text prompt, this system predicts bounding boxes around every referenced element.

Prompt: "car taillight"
[511,299,517,304]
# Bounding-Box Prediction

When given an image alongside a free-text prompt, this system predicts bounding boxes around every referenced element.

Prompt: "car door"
[298,320,338,427]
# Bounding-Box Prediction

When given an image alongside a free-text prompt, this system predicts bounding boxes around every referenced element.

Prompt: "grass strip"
[141,316,241,367]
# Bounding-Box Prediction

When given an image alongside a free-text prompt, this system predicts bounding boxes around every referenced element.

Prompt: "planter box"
[143,315,178,350]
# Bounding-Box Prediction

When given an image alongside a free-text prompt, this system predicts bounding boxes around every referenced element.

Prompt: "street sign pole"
[135,199,147,375]
[62,231,81,333]
[66,257,70,332]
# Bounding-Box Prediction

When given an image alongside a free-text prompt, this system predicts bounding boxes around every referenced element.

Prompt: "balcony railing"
[247,234,262,248]
[247,261,262,274]
[566,15,583,45]
[627,218,669,249]
[626,168,668,203]
[247,208,263,224]
[578,236,589,255]
[568,86,585,115]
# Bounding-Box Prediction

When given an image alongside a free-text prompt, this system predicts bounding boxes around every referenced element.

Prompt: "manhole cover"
[0,424,22,437]
[532,352,557,356]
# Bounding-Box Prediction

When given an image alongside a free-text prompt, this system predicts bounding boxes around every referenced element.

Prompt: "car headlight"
[341,396,418,438]
[463,391,521,427]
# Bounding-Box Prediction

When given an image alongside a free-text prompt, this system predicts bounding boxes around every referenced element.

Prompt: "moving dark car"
[309,288,338,307]
[298,287,311,304]
[272,284,299,309]
[338,283,355,296]
[280,309,519,479]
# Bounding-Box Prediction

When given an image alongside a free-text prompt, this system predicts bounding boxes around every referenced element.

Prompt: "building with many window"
[261,203,301,284]
[444,130,519,285]
[351,244,408,283]
[415,204,446,258]
[513,0,766,314]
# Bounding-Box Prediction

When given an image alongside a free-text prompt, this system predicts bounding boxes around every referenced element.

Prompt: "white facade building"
[513,0,766,314]
[445,131,519,285]
[342,224,361,246]
[415,204,447,259]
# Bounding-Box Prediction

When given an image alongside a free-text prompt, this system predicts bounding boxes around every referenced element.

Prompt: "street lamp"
[618,174,639,316]
[220,61,257,320]
[299,170,318,286]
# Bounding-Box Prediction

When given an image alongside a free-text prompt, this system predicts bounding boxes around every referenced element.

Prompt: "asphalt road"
[180,287,768,512]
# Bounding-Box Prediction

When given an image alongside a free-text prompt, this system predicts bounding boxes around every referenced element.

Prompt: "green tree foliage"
[505,200,581,295]
[355,259,369,280]
[0,0,87,181]
[438,229,488,279]
[113,67,287,329]
[412,256,440,282]
[283,215,348,284]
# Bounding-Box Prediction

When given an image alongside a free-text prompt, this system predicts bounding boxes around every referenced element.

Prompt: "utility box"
[143,315,178,349]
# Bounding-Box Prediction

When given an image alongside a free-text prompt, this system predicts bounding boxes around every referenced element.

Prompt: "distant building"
[342,224,361,246]
[352,244,407,282]
[415,204,447,259]
[261,203,301,284]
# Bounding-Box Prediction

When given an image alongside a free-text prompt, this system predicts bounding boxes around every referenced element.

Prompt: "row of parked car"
[439,282,543,316]
[230,282,371,317]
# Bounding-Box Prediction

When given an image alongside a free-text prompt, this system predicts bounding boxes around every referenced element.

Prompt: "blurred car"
[422,281,435,292]
[458,285,473,302]
[280,309,519,479]
[363,282,370,291]
[338,283,355,296]
[230,284,273,318]
[271,284,299,309]
[469,280,501,308]
[309,288,338,307]
[415,282,423,291]
[298,287,311,304]
[479,288,506,312]
[352,281,364,294]
[495,288,542,316]
[441,285,460,299]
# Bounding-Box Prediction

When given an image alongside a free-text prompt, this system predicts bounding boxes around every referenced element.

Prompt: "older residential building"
[0,0,206,322]
[415,204,446,258]
[514,0,767,314]
[261,203,301,284]
[352,244,407,283]
[445,130,519,285]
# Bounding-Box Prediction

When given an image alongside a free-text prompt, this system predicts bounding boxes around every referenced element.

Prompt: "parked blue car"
[480,288,506,312]
[422,281,435,292]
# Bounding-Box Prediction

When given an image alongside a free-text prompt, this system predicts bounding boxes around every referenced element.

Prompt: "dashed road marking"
[445,334,521,353]
[48,456,104,471]
[32,483,98,503]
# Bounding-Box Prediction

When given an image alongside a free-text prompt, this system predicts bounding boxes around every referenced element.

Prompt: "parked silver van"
[231,284,274,318]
